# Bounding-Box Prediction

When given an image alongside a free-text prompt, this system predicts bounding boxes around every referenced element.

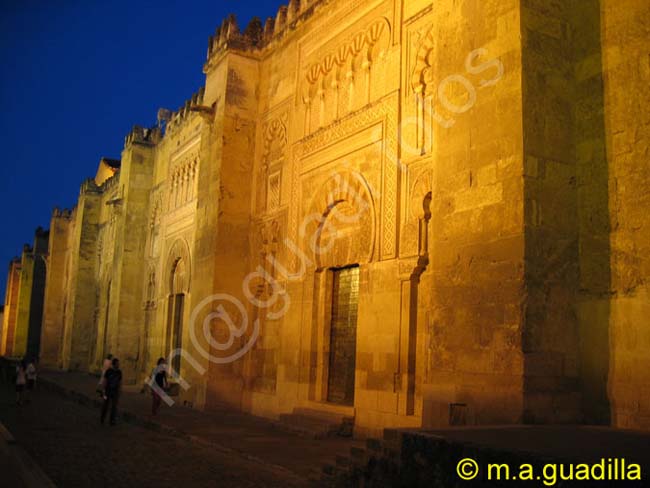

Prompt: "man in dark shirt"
[101,357,122,426]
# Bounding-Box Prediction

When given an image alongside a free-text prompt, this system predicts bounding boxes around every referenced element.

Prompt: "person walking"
[25,358,37,401]
[100,357,122,426]
[97,353,113,395]
[150,358,168,416]
[15,360,27,405]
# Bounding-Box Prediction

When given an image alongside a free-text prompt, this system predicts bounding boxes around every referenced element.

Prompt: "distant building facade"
[1,229,48,359]
[0,259,21,357]
[3,0,649,434]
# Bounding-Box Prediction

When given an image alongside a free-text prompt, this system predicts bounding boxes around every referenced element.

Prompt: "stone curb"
[0,421,57,488]
[38,377,308,485]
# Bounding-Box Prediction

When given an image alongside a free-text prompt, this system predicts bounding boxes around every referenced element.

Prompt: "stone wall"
[12,229,48,359]
[520,0,585,424]
[40,210,74,368]
[107,135,156,383]
[601,0,650,430]
[19,0,649,435]
[61,183,101,371]
[572,0,612,426]
[200,51,258,410]
[1,259,21,356]
[26,229,48,358]
[413,0,526,430]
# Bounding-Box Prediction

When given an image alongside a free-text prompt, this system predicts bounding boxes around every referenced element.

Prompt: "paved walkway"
[0,383,302,487]
[0,420,56,487]
[39,370,361,482]
[0,449,29,487]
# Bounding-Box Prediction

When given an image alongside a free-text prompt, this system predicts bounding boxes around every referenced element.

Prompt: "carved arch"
[165,238,192,294]
[401,169,434,258]
[305,171,376,268]
[409,170,433,220]
[411,27,436,93]
[304,17,391,86]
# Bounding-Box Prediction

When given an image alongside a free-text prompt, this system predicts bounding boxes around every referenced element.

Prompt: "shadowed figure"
[150,357,169,416]
[101,357,122,426]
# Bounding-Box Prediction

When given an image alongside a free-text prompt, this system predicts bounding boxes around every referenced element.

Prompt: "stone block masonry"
[1,0,647,436]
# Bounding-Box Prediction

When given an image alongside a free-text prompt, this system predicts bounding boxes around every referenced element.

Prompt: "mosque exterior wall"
[3,0,644,435]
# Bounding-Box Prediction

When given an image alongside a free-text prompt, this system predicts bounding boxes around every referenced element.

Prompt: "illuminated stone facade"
[1,258,22,357]
[4,0,648,435]
[0,229,48,359]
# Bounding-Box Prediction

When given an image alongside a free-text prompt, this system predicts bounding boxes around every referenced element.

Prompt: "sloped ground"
[37,369,362,482]
[0,380,305,487]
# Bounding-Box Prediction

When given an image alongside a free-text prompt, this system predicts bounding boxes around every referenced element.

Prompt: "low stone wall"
[332,429,649,487]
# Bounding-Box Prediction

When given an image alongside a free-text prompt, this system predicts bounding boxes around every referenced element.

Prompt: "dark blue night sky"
[0,1,279,293]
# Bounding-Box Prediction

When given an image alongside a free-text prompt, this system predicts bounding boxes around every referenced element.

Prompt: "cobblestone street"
[0,382,305,487]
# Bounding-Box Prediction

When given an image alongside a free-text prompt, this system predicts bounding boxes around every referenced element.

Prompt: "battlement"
[205,0,324,66]
[80,178,101,196]
[124,125,162,147]
[99,170,120,193]
[52,207,74,219]
[206,14,261,60]
[160,86,206,137]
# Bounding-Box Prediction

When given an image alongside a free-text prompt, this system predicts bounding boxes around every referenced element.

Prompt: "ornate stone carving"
[149,193,163,228]
[301,17,391,134]
[169,150,199,211]
[402,167,433,258]
[409,26,436,154]
[267,171,281,211]
[249,217,284,301]
[262,116,288,164]
[410,27,435,93]
[304,170,376,268]
[291,94,399,267]
[304,19,390,88]
[257,114,288,214]
[144,268,157,310]
[259,218,281,259]
[165,238,192,294]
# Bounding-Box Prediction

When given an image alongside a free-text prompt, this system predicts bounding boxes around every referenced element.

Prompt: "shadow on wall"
[521,0,611,425]
[575,0,611,425]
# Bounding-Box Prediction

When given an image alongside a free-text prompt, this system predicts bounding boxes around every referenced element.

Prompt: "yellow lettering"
[488,464,509,480]
[519,464,534,481]
[543,464,557,487]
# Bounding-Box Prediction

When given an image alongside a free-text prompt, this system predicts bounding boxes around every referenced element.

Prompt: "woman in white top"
[26,360,37,388]
[97,354,113,394]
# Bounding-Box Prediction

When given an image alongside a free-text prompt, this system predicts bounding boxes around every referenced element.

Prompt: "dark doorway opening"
[327,265,359,405]
[167,293,184,374]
